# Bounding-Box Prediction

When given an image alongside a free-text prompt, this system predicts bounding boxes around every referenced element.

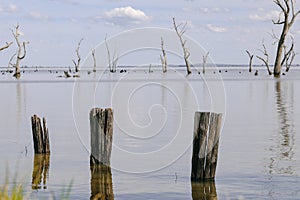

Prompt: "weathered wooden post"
[191,112,222,181]
[31,115,50,154]
[31,114,50,189]
[90,108,114,199]
[90,108,113,166]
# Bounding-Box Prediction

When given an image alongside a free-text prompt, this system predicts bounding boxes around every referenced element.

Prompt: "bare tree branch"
[257,56,272,75]
[286,51,296,72]
[281,42,294,66]
[284,0,291,14]
[257,44,272,75]
[273,0,299,76]
[11,24,28,78]
[7,52,16,69]
[105,35,112,72]
[112,49,118,72]
[274,0,286,12]
[73,38,83,72]
[286,0,299,32]
[105,35,118,73]
[92,49,96,72]
[202,52,209,74]
[18,42,27,59]
[160,37,167,73]
[0,42,13,51]
[173,17,191,74]
[246,50,254,72]
[269,29,280,45]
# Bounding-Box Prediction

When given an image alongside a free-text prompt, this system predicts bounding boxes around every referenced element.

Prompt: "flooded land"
[0,67,300,199]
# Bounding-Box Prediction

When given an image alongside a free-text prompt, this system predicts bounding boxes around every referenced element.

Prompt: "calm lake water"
[0,67,300,199]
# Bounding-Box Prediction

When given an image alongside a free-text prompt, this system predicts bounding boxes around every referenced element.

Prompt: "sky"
[0,0,299,67]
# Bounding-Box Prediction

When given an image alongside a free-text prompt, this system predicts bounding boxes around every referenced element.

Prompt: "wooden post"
[90,108,113,166]
[90,164,114,200]
[191,112,222,181]
[31,115,50,154]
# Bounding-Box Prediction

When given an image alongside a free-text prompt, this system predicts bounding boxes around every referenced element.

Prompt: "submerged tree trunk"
[160,37,167,73]
[92,49,96,72]
[246,50,254,73]
[273,0,300,77]
[105,36,118,73]
[202,52,209,74]
[11,25,27,79]
[73,38,83,73]
[173,18,192,75]
[256,44,272,75]
[274,23,289,77]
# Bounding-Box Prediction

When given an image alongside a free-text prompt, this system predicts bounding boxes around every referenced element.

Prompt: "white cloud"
[28,12,49,20]
[183,7,230,14]
[249,10,281,21]
[207,24,227,33]
[0,3,18,13]
[8,4,18,13]
[102,6,150,26]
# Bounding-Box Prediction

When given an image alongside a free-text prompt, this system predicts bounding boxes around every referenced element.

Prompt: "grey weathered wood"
[90,108,113,166]
[31,115,50,154]
[191,112,222,182]
[43,118,50,154]
[210,114,222,179]
[204,113,222,179]
[191,112,210,181]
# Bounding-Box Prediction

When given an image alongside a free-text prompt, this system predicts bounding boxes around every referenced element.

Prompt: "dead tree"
[72,38,83,73]
[7,52,16,72]
[92,49,97,72]
[160,37,167,73]
[105,36,118,73]
[11,25,28,78]
[173,18,192,74]
[202,52,209,74]
[0,42,13,51]
[246,50,254,72]
[256,44,272,75]
[285,50,296,72]
[283,37,296,72]
[273,0,300,77]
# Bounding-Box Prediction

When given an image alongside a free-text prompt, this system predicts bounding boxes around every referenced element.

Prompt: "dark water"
[0,68,299,199]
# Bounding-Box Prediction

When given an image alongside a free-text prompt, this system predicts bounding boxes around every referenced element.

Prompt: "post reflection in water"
[191,181,218,200]
[269,80,295,175]
[31,154,50,190]
[90,164,114,200]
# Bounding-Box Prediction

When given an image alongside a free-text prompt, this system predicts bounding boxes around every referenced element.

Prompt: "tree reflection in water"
[31,154,50,190]
[90,164,114,200]
[269,80,295,175]
[191,181,217,200]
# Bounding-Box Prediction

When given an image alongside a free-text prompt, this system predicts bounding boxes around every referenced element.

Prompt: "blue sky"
[0,0,299,67]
